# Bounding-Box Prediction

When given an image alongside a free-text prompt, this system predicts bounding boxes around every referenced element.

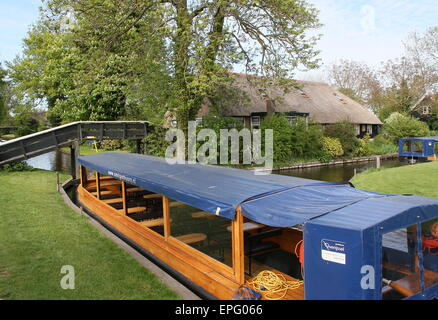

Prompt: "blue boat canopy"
[78,153,438,228]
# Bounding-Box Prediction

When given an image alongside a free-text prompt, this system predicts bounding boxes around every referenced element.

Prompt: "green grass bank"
[0,170,179,300]
[351,161,438,198]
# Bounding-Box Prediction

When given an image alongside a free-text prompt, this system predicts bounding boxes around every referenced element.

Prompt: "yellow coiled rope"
[247,270,304,300]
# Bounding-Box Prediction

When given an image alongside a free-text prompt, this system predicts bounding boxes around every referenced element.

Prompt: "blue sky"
[1,0,437,80]
[0,0,40,64]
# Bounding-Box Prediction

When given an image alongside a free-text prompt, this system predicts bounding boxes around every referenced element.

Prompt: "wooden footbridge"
[0,121,149,178]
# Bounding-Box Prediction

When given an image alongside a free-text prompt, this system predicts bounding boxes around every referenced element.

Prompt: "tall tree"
[405,26,438,91]
[9,1,168,123]
[45,0,321,127]
[0,64,11,124]
[327,59,381,105]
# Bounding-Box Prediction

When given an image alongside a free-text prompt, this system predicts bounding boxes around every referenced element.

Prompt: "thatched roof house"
[410,86,438,121]
[197,74,382,137]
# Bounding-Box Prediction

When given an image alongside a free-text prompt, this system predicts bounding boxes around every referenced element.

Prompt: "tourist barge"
[77,153,438,300]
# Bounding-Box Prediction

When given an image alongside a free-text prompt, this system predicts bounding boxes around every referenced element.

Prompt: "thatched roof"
[200,74,382,125]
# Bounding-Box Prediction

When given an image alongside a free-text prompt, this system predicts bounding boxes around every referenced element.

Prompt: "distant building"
[195,74,382,137]
[410,85,438,125]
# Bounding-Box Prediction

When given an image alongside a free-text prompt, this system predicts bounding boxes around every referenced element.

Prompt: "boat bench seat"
[118,206,146,214]
[175,233,207,245]
[103,197,123,204]
[140,218,166,228]
[91,190,113,196]
[143,194,163,200]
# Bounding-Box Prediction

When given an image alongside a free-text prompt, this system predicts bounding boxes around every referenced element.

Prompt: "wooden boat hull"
[77,185,241,299]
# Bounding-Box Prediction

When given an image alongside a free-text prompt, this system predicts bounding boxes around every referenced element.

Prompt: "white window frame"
[251,116,260,129]
[422,106,432,115]
[285,116,294,124]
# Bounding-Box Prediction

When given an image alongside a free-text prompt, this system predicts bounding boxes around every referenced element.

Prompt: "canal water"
[26,150,406,182]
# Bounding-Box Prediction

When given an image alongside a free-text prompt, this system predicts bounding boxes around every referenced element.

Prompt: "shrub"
[383,112,430,142]
[0,161,35,172]
[144,125,172,157]
[322,136,344,157]
[260,115,324,164]
[323,121,359,155]
[367,134,398,155]
[260,114,294,163]
[98,139,124,151]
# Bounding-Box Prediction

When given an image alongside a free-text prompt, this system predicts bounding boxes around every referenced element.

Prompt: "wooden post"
[162,196,171,239]
[121,181,128,215]
[232,206,245,284]
[70,140,80,179]
[136,139,142,154]
[95,172,101,200]
[80,166,88,187]
[70,144,76,179]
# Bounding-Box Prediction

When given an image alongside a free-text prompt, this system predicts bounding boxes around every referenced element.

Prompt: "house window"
[422,106,432,115]
[251,116,260,129]
[366,125,373,135]
[355,125,360,136]
[285,116,296,124]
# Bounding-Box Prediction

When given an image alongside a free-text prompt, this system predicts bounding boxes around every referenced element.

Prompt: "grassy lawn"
[351,161,438,198]
[0,170,179,300]
[0,134,16,140]
[61,143,129,156]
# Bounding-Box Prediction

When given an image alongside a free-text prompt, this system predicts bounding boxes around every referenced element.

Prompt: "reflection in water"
[26,150,405,183]
[278,159,405,182]
[26,150,71,174]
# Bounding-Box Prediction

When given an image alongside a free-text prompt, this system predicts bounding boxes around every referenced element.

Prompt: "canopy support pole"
[163,196,170,239]
[232,206,245,284]
[80,165,87,187]
[121,181,128,216]
[95,172,101,200]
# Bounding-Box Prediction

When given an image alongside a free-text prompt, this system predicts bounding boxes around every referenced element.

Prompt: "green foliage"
[98,140,130,152]
[13,110,40,136]
[9,0,321,127]
[260,114,324,163]
[367,135,398,155]
[260,114,294,163]
[354,138,369,157]
[383,112,430,142]
[0,64,8,124]
[145,126,172,158]
[375,79,419,121]
[322,136,344,157]
[0,162,35,172]
[323,121,359,155]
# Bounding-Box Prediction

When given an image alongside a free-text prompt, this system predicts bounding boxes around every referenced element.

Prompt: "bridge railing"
[0,121,149,169]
